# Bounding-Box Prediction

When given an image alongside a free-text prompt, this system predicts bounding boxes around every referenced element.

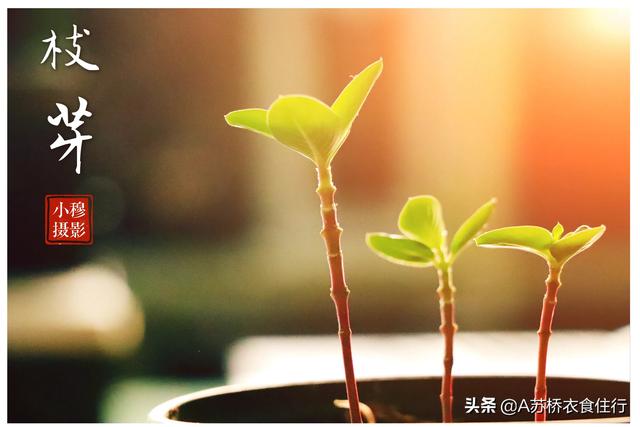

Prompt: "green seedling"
[225,58,383,423]
[366,195,496,423]
[475,223,606,422]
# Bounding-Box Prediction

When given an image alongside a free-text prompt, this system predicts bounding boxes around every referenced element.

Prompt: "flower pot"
[150,376,629,423]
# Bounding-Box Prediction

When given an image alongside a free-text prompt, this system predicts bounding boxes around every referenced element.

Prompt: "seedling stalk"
[535,267,561,422]
[437,267,457,423]
[317,166,362,423]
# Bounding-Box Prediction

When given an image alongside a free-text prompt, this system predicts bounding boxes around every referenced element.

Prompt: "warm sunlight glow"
[583,8,629,38]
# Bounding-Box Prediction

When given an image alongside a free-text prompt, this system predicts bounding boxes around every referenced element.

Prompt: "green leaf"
[398,196,446,250]
[552,222,564,240]
[266,95,340,165]
[224,108,273,138]
[450,198,497,257]
[224,59,382,167]
[366,233,434,267]
[330,58,383,161]
[474,226,554,259]
[550,225,606,264]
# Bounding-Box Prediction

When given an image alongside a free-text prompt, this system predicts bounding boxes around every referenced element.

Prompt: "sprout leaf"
[266,95,340,165]
[330,58,383,160]
[224,108,273,138]
[476,224,605,267]
[366,233,434,267]
[474,226,554,259]
[552,222,564,240]
[450,198,497,256]
[550,225,606,264]
[225,59,383,168]
[398,195,446,250]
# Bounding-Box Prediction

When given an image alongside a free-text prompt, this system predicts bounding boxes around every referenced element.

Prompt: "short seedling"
[224,58,383,423]
[475,223,606,422]
[366,195,496,423]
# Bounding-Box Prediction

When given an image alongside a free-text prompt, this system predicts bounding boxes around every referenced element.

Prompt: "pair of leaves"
[474,223,606,267]
[224,58,383,167]
[366,196,496,268]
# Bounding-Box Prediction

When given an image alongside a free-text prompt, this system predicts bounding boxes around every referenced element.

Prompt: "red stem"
[534,268,561,422]
[437,267,457,423]
[316,166,362,423]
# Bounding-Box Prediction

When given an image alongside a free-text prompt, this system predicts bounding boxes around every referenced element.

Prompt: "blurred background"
[7,8,629,422]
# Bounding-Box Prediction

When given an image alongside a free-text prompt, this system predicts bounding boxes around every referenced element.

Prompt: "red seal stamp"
[44,194,93,245]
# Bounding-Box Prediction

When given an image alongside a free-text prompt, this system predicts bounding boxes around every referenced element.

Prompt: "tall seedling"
[225,58,383,423]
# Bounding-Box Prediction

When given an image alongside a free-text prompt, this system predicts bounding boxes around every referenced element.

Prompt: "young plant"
[474,223,606,422]
[366,195,496,423]
[224,58,383,423]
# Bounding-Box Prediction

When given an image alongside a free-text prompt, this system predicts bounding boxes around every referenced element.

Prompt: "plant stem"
[316,166,362,424]
[436,266,457,423]
[534,267,562,422]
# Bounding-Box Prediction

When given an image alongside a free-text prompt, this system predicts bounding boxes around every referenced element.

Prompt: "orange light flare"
[516,9,629,235]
